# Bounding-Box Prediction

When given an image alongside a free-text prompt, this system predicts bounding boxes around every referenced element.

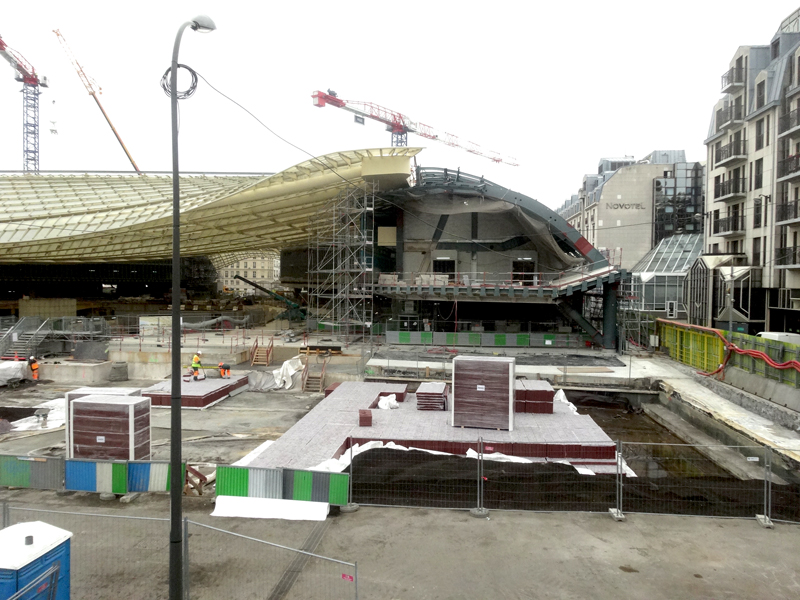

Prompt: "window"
[753,237,762,266]
[756,81,765,109]
[753,197,762,228]
[754,158,763,189]
[771,39,780,60]
[766,114,770,146]
[432,259,456,281]
[252,271,256,278]
[243,262,247,268]
[755,119,764,150]
[224,271,228,277]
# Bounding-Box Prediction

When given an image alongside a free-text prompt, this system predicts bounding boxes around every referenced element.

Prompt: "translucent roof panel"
[0,148,421,263]
[631,233,703,274]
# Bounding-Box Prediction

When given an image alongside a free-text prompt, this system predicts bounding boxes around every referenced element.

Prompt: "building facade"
[217,254,280,294]
[700,8,800,333]
[558,152,704,271]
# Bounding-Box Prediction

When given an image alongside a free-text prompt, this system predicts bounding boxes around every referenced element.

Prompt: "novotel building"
[558,151,705,271]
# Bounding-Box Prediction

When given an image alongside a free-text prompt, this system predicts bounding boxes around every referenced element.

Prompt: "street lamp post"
[169,15,216,600]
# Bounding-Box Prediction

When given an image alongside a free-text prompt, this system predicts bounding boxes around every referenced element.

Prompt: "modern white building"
[697,8,800,333]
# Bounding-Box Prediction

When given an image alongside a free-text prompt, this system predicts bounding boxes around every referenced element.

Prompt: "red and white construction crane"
[53,29,140,173]
[312,90,519,166]
[0,33,49,172]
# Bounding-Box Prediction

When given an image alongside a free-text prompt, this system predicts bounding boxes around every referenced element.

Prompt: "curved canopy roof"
[0,147,420,263]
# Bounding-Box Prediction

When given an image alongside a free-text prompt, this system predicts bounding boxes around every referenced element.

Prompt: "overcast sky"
[2,1,799,210]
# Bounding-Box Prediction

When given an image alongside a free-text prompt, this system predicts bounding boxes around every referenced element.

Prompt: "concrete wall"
[403,210,537,278]
[19,298,77,319]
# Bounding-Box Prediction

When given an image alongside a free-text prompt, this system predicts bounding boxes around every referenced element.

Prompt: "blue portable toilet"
[0,521,72,600]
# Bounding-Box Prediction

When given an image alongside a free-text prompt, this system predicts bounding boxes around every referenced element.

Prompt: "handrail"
[301,357,310,391]
[266,336,274,366]
[249,338,259,366]
[375,265,620,289]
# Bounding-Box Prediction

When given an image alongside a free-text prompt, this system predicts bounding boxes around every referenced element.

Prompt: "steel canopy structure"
[0,147,420,263]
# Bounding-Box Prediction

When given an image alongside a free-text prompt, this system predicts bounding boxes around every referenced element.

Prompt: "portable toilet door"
[0,521,72,600]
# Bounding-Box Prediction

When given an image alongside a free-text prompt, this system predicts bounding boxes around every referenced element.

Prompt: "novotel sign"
[605,202,646,210]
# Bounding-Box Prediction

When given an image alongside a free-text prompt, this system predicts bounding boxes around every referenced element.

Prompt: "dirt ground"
[2,488,799,600]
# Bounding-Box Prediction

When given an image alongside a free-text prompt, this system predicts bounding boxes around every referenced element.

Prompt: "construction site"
[1,18,800,600]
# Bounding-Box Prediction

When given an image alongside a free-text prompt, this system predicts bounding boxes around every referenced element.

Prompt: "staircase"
[304,370,324,393]
[250,337,274,366]
[6,328,50,359]
[302,356,328,393]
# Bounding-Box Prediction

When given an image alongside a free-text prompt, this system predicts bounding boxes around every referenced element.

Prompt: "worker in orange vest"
[28,356,39,382]
[218,361,231,379]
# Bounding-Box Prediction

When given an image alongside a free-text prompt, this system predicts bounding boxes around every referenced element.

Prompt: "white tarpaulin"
[211,496,328,521]
[0,361,29,386]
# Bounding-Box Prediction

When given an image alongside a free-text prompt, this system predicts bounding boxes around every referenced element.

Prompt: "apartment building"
[217,254,281,294]
[558,152,704,271]
[699,8,800,333]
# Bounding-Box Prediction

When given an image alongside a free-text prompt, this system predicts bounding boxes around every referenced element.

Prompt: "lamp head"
[191,15,216,32]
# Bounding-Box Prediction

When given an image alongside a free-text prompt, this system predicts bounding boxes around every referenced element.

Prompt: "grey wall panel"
[29,457,65,490]
[248,467,283,499]
[282,469,294,500]
[311,471,330,503]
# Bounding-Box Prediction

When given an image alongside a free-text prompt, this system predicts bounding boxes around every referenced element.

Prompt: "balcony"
[775,245,800,268]
[715,139,747,168]
[778,106,800,138]
[776,200,800,224]
[721,67,745,92]
[714,177,747,202]
[777,155,800,183]
[716,104,744,132]
[713,214,745,236]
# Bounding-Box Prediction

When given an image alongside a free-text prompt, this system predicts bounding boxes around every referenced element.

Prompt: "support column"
[396,210,404,281]
[471,212,478,280]
[603,282,618,349]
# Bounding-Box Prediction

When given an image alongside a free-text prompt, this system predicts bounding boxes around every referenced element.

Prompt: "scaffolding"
[308,182,375,346]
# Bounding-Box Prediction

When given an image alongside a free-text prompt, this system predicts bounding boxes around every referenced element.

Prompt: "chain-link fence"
[2,506,357,600]
[347,440,800,525]
[618,443,769,518]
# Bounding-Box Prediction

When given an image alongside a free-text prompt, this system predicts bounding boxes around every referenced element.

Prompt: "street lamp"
[169,15,216,600]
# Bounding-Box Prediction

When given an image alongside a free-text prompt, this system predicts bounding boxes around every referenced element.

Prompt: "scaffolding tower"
[308,182,375,345]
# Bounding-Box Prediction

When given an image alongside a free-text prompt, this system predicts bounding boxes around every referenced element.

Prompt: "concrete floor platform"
[249,381,614,470]
[144,375,249,409]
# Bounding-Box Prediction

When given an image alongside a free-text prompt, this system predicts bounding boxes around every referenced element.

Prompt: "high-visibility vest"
[192,355,202,368]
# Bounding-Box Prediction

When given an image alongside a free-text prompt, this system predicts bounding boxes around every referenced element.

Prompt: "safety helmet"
[30,356,35,360]
[198,351,203,355]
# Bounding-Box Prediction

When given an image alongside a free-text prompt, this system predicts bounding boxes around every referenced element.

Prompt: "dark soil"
[350,448,800,521]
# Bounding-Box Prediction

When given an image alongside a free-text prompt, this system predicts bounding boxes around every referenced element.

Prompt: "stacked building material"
[524,380,555,414]
[65,387,142,459]
[70,395,151,460]
[451,356,515,430]
[415,382,448,411]
[358,409,372,427]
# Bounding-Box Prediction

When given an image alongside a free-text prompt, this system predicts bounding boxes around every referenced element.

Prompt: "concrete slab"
[143,376,249,408]
[249,381,614,470]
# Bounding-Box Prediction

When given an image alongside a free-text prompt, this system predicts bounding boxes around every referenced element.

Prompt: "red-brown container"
[70,395,151,460]
[358,409,372,427]
[325,382,342,397]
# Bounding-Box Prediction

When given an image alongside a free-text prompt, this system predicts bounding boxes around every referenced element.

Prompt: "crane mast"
[0,34,48,172]
[312,90,518,166]
[53,30,141,173]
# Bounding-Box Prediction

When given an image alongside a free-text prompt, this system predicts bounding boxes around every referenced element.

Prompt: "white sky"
[2,1,799,210]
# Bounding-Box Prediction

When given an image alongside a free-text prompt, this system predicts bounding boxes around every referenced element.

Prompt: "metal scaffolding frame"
[308,182,375,345]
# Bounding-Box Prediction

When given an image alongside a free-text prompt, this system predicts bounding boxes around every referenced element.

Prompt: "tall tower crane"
[312,90,518,166]
[53,30,140,173]
[0,33,49,172]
